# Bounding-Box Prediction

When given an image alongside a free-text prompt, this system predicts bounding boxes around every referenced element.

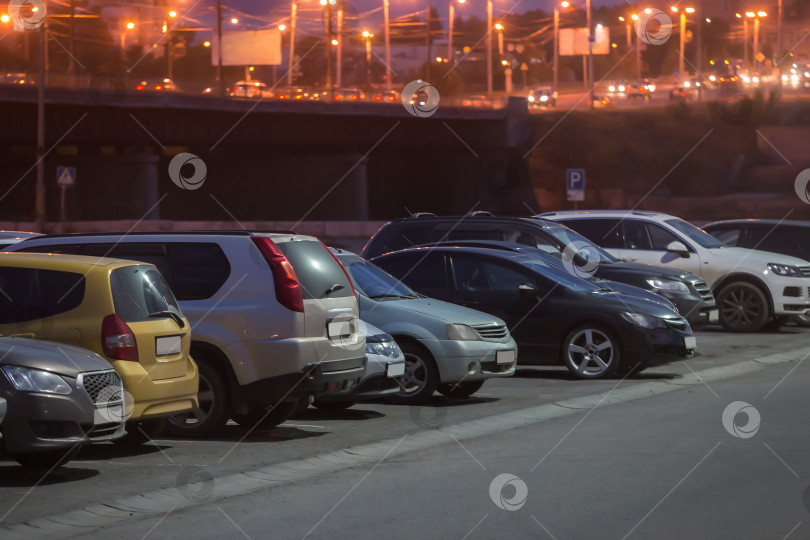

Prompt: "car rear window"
[0,267,84,323]
[110,265,183,323]
[276,240,353,299]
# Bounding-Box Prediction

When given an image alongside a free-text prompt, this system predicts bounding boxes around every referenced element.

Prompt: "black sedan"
[372,247,696,379]
[0,337,126,468]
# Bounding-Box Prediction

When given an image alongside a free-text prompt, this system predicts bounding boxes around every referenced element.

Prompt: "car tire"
[437,380,485,399]
[387,342,439,405]
[312,400,357,410]
[12,446,82,469]
[231,400,299,429]
[717,282,770,332]
[561,324,621,379]
[791,313,810,327]
[113,418,168,445]
[164,360,230,438]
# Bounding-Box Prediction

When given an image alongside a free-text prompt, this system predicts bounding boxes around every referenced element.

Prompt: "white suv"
[10,232,367,436]
[540,211,810,332]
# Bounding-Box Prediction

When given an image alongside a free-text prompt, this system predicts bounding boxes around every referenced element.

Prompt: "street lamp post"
[448,0,465,63]
[362,30,373,88]
[736,14,749,67]
[495,23,503,56]
[336,5,343,88]
[383,0,391,89]
[618,16,631,50]
[671,6,695,80]
[632,13,641,80]
[216,0,224,96]
[321,0,336,99]
[553,2,569,94]
[288,0,297,86]
[587,0,593,109]
[425,1,432,80]
[486,0,492,95]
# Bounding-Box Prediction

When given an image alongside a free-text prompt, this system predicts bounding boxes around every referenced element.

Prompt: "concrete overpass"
[0,86,534,224]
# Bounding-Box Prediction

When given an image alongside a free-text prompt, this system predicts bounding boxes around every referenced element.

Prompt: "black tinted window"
[364,223,434,257]
[451,257,532,292]
[646,223,681,250]
[168,243,230,300]
[375,253,446,290]
[560,219,624,249]
[748,228,801,253]
[622,221,652,250]
[0,267,84,324]
[709,228,741,247]
[110,265,182,323]
[276,240,352,299]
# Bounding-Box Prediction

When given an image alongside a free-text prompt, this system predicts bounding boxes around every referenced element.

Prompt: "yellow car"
[0,253,198,443]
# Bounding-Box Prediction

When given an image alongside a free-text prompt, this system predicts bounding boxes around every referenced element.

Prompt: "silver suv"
[10,232,366,436]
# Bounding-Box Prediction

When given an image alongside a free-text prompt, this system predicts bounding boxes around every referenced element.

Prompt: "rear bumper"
[113,358,199,421]
[238,356,367,406]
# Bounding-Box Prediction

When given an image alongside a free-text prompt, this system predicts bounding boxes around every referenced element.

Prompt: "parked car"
[0,231,40,250]
[669,86,691,102]
[0,253,198,443]
[11,232,367,436]
[419,240,680,311]
[0,72,33,85]
[528,87,557,108]
[371,246,695,379]
[360,214,715,326]
[0,336,126,468]
[541,211,810,332]
[334,88,365,102]
[307,321,404,410]
[588,95,615,108]
[372,90,398,103]
[703,219,810,327]
[333,249,517,401]
[607,81,628,96]
[625,82,652,100]
[135,78,178,92]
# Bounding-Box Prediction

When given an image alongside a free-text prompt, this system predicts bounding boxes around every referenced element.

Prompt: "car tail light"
[279,95,286,99]
[101,314,139,361]
[251,237,304,313]
[154,85,163,91]
[321,241,357,300]
[388,96,395,101]
[295,94,303,100]
[351,95,358,100]
[375,95,381,101]
[136,85,144,91]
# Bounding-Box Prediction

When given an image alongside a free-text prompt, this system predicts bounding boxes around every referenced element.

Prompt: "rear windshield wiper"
[149,310,185,328]
[324,283,345,296]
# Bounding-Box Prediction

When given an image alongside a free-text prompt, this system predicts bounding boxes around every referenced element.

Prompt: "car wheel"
[12,446,82,469]
[113,418,167,445]
[387,342,439,405]
[164,360,230,438]
[791,313,810,327]
[717,282,769,332]
[231,400,299,429]
[562,325,621,379]
[437,380,485,399]
[312,400,358,410]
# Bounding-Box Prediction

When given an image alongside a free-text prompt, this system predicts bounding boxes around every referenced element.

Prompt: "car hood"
[599,280,676,310]
[364,296,506,326]
[705,246,810,267]
[590,290,682,320]
[0,337,112,378]
[598,261,700,281]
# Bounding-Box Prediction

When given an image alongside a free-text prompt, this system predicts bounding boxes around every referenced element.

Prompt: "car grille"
[79,370,124,405]
[691,279,715,302]
[471,324,509,340]
[664,318,689,332]
[354,374,400,394]
[784,286,803,297]
[799,266,810,277]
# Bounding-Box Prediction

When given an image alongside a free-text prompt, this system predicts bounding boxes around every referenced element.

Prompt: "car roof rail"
[466,210,494,217]
[408,212,437,218]
[36,230,297,240]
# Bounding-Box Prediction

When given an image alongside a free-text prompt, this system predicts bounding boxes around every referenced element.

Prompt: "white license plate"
[684,336,697,350]
[328,321,353,339]
[155,335,182,356]
[496,350,516,365]
[386,362,406,378]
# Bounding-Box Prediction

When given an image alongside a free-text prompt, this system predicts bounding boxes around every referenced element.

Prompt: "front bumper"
[238,356,367,406]
[770,278,810,316]
[661,280,715,325]
[421,337,517,383]
[316,355,404,403]
[621,324,696,367]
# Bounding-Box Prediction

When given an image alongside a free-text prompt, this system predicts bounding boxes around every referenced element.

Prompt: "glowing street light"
[0,14,9,23]
[553,1,572,92]
[278,24,286,31]
[169,10,177,18]
[203,40,211,47]
[494,22,504,55]
[230,17,238,24]
[126,21,135,30]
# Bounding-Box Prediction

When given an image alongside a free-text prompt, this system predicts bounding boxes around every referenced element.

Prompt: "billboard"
[559,27,610,56]
[211,29,282,66]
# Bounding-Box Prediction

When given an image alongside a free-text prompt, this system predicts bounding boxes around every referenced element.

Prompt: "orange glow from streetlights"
[126,21,135,30]
[279,24,286,31]
[203,40,211,47]
[230,17,238,24]
[494,23,503,30]
[0,14,9,23]
[169,10,177,18]
[561,1,569,7]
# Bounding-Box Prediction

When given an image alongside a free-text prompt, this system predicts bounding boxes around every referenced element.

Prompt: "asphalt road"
[2,323,810,539]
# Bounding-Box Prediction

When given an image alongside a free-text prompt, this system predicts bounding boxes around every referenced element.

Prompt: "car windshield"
[521,259,601,293]
[341,256,418,299]
[110,265,183,323]
[535,220,619,262]
[664,218,726,248]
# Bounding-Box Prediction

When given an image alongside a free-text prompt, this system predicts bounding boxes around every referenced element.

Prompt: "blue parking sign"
[566,169,585,202]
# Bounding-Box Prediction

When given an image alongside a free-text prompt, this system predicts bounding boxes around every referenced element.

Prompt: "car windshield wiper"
[149,310,185,328]
[324,283,345,296]
[369,293,418,300]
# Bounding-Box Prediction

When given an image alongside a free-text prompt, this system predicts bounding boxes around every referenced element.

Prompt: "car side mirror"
[666,241,690,257]
[518,283,541,297]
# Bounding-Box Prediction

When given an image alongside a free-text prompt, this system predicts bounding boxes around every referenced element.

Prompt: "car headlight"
[768,263,803,277]
[365,335,402,358]
[446,324,482,341]
[2,366,72,395]
[609,85,616,92]
[621,312,667,329]
[618,85,625,91]
[646,279,690,294]
[528,95,535,102]
[540,95,549,101]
